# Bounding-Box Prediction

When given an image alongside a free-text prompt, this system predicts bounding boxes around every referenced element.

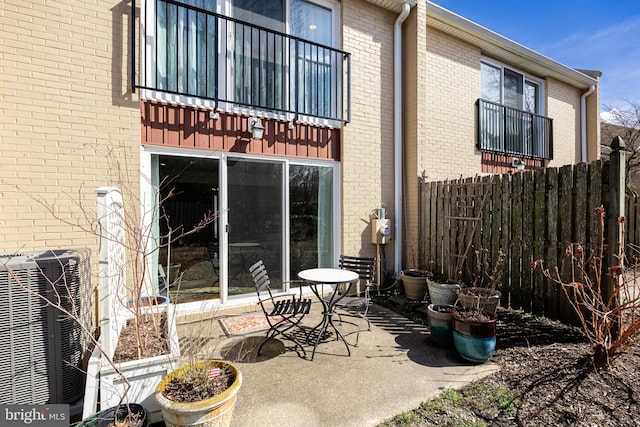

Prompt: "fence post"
[606,136,626,305]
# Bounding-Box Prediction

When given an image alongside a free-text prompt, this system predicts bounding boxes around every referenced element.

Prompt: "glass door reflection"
[227,159,284,295]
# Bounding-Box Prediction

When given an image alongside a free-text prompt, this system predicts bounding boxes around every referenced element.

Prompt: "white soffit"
[366,0,417,14]
[426,2,597,89]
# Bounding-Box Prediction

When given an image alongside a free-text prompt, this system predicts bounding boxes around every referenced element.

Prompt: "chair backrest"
[339,255,375,282]
[339,255,375,296]
[249,260,273,298]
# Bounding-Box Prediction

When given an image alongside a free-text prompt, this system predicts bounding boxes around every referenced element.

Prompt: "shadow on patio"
[175,303,498,427]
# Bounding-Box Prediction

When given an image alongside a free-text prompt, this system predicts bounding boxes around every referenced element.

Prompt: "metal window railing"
[132,0,351,123]
[477,99,553,160]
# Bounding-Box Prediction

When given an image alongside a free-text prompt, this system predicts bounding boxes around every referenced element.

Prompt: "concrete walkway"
[176,303,498,427]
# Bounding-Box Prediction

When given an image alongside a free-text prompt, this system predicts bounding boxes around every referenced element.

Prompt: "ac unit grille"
[0,249,92,405]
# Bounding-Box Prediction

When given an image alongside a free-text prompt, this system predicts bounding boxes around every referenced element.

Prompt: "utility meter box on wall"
[371,218,391,244]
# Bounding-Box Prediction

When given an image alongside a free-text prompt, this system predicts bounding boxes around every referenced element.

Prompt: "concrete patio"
[174,302,499,427]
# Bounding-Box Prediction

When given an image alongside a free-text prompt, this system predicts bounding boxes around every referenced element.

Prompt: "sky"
[434,0,640,114]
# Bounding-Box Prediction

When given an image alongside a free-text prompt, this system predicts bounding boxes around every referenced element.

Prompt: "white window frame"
[481,57,545,115]
[140,144,340,313]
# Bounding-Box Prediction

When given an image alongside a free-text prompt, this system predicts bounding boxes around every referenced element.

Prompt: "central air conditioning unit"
[0,249,93,405]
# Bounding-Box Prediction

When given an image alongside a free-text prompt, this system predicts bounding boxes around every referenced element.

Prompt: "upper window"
[481,61,542,114]
[478,60,552,160]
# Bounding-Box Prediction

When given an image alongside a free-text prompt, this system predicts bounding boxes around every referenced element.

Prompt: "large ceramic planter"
[451,308,498,363]
[156,360,242,427]
[426,304,455,346]
[456,287,502,313]
[400,270,431,301]
[427,279,461,306]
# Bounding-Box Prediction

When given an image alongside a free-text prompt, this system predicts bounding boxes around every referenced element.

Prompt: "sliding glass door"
[227,160,284,295]
[149,153,335,303]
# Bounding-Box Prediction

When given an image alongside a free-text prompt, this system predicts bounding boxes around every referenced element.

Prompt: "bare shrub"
[533,206,640,368]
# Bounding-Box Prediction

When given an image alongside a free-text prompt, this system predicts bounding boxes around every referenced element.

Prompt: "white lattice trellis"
[96,187,127,359]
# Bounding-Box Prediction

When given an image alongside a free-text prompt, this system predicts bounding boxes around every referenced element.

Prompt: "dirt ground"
[464,309,640,426]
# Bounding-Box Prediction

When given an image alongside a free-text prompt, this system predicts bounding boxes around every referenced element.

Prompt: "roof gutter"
[581,85,596,162]
[394,3,411,274]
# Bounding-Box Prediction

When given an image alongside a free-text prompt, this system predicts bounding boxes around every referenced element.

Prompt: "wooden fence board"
[436,180,446,276]
[532,169,546,315]
[544,167,559,319]
[557,164,574,323]
[523,171,536,312]
[510,172,524,309]
[427,181,437,269]
[499,175,511,308]
[574,163,588,245]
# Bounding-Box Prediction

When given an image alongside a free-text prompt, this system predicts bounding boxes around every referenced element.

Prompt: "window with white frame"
[478,60,552,159]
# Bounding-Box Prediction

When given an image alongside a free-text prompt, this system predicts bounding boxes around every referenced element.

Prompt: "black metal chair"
[328,255,378,346]
[249,260,312,358]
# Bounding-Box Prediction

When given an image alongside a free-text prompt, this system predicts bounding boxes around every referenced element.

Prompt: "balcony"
[132,0,351,124]
[477,99,553,160]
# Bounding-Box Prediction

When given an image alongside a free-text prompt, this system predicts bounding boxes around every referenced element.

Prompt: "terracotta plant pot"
[451,308,498,363]
[400,270,431,301]
[156,360,242,427]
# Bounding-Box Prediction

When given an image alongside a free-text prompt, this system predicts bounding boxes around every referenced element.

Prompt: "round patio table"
[298,268,359,360]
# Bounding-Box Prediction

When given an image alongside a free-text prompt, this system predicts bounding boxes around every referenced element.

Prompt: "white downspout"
[581,85,595,162]
[394,3,411,274]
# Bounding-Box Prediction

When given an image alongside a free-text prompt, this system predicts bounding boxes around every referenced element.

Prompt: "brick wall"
[546,77,582,166]
[341,0,397,264]
[0,0,140,255]
[403,2,427,268]
[423,27,482,182]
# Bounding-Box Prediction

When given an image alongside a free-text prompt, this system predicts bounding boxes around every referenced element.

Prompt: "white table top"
[298,268,359,284]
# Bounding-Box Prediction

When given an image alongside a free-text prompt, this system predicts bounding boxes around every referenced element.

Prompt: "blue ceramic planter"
[427,304,455,347]
[452,331,496,363]
[451,308,498,364]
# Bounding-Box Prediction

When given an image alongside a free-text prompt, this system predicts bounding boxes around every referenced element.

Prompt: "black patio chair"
[328,255,378,346]
[249,260,312,358]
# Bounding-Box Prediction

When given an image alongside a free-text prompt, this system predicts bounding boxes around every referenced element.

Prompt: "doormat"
[219,312,272,337]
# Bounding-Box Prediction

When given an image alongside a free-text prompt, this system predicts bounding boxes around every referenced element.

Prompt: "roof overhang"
[365,0,417,14]
[426,2,598,90]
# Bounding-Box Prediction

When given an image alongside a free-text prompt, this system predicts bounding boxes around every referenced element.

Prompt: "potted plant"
[156,360,243,427]
[426,303,455,346]
[400,242,432,301]
[450,307,498,363]
[456,249,505,312]
[400,269,432,301]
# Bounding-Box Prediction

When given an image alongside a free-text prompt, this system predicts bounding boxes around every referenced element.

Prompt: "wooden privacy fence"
[418,151,628,324]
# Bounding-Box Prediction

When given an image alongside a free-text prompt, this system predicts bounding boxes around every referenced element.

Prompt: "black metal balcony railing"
[132,0,351,123]
[477,99,553,160]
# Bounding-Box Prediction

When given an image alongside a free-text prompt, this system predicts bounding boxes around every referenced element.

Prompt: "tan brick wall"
[0,1,140,257]
[423,27,482,182]
[341,0,397,265]
[403,2,426,269]
[546,78,582,166]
